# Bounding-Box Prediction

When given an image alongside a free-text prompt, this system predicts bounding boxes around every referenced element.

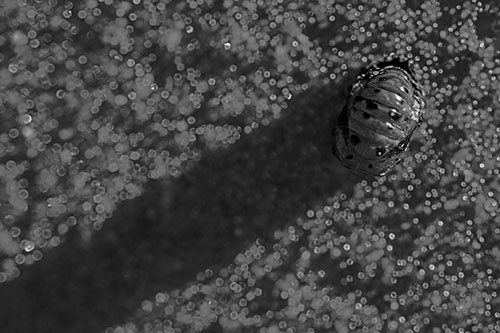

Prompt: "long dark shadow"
[0,84,360,333]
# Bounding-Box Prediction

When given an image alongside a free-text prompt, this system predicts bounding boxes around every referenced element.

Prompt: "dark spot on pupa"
[398,140,410,150]
[374,88,381,93]
[350,134,361,146]
[366,99,378,110]
[346,155,354,160]
[363,112,370,119]
[368,163,373,169]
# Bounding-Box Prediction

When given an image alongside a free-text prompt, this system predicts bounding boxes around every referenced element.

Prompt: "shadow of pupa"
[0,84,359,333]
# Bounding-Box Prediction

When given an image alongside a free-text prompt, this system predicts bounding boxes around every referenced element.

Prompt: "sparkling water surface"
[0,0,499,332]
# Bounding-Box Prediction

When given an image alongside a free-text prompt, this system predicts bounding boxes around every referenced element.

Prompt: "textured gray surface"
[0,1,499,332]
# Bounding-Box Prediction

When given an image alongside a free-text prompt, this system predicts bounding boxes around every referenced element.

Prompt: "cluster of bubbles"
[0,0,340,280]
[1,0,499,332]
[98,0,500,332]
